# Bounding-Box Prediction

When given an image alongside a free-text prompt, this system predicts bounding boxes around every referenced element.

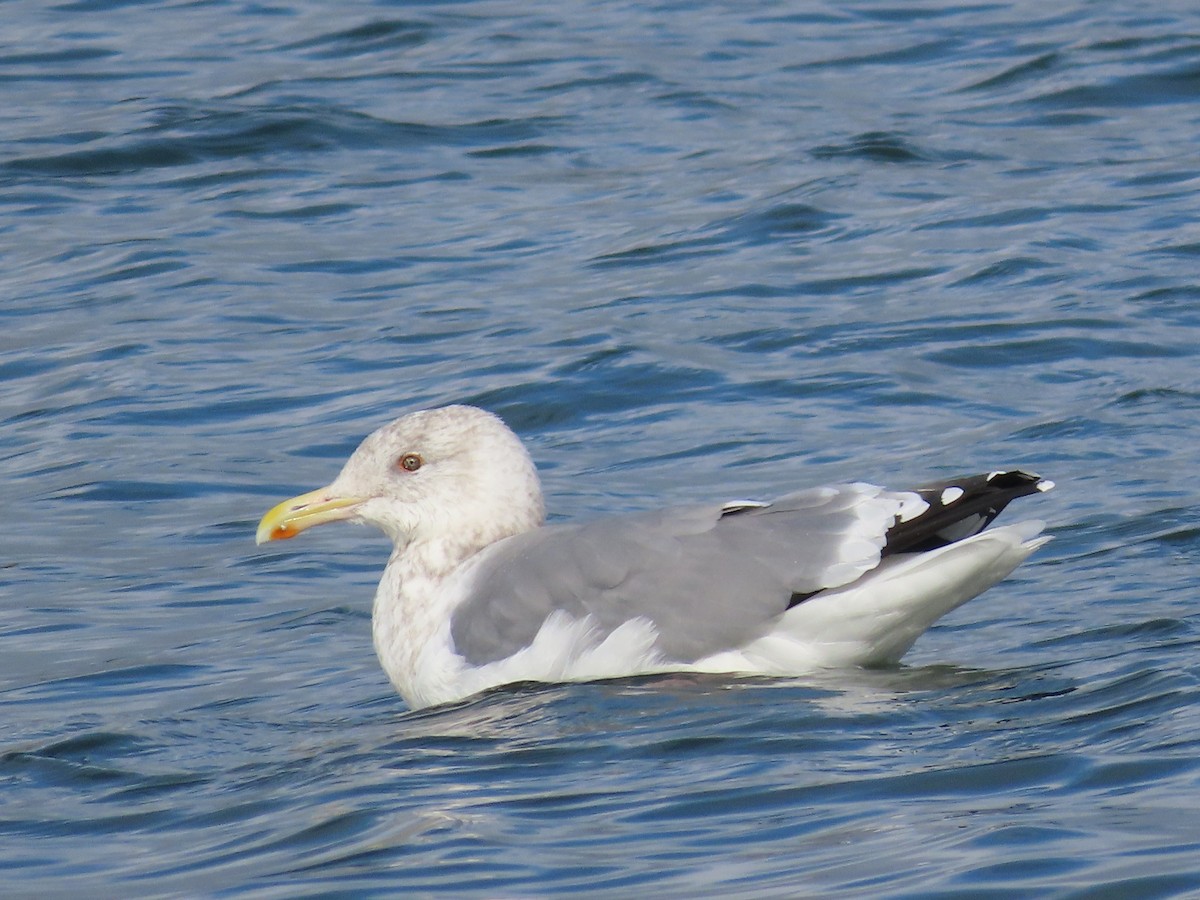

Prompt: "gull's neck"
[369,537,491,709]
[370,508,543,709]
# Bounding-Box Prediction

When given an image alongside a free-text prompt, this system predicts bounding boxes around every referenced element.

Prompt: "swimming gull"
[256,405,1053,710]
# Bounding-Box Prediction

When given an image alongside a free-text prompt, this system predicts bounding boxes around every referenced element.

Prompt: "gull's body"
[257,405,1052,710]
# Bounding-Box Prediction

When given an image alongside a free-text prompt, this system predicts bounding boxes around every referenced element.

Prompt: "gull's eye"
[397,453,423,472]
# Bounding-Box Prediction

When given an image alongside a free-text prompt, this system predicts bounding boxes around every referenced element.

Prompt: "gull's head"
[256,405,545,555]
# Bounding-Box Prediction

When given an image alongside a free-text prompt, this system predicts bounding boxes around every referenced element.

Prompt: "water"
[3,0,1200,895]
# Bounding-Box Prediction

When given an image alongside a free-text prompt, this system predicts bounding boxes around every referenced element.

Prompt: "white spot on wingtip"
[940,486,964,505]
[1036,479,1055,492]
[896,493,929,522]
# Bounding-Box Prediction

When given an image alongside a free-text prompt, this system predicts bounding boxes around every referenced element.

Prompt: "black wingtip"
[883,469,1050,556]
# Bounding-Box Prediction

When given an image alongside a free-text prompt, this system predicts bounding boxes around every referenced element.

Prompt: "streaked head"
[256,405,545,553]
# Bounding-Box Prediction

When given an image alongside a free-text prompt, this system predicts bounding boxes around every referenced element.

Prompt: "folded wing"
[448,471,1049,668]
[450,483,914,665]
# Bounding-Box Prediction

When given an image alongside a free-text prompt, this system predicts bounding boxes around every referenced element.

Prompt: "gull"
[256,405,1052,710]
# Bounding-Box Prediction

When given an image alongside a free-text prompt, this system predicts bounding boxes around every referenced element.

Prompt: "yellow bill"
[255,487,364,545]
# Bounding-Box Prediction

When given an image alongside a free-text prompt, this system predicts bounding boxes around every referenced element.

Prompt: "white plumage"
[257,405,1052,710]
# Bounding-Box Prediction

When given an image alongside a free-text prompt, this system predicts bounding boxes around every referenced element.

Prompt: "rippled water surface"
[4,0,1200,895]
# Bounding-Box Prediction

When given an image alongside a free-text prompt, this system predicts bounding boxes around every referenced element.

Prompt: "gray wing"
[449,483,921,666]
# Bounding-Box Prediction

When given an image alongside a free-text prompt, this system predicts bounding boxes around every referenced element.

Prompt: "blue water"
[3,0,1200,895]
